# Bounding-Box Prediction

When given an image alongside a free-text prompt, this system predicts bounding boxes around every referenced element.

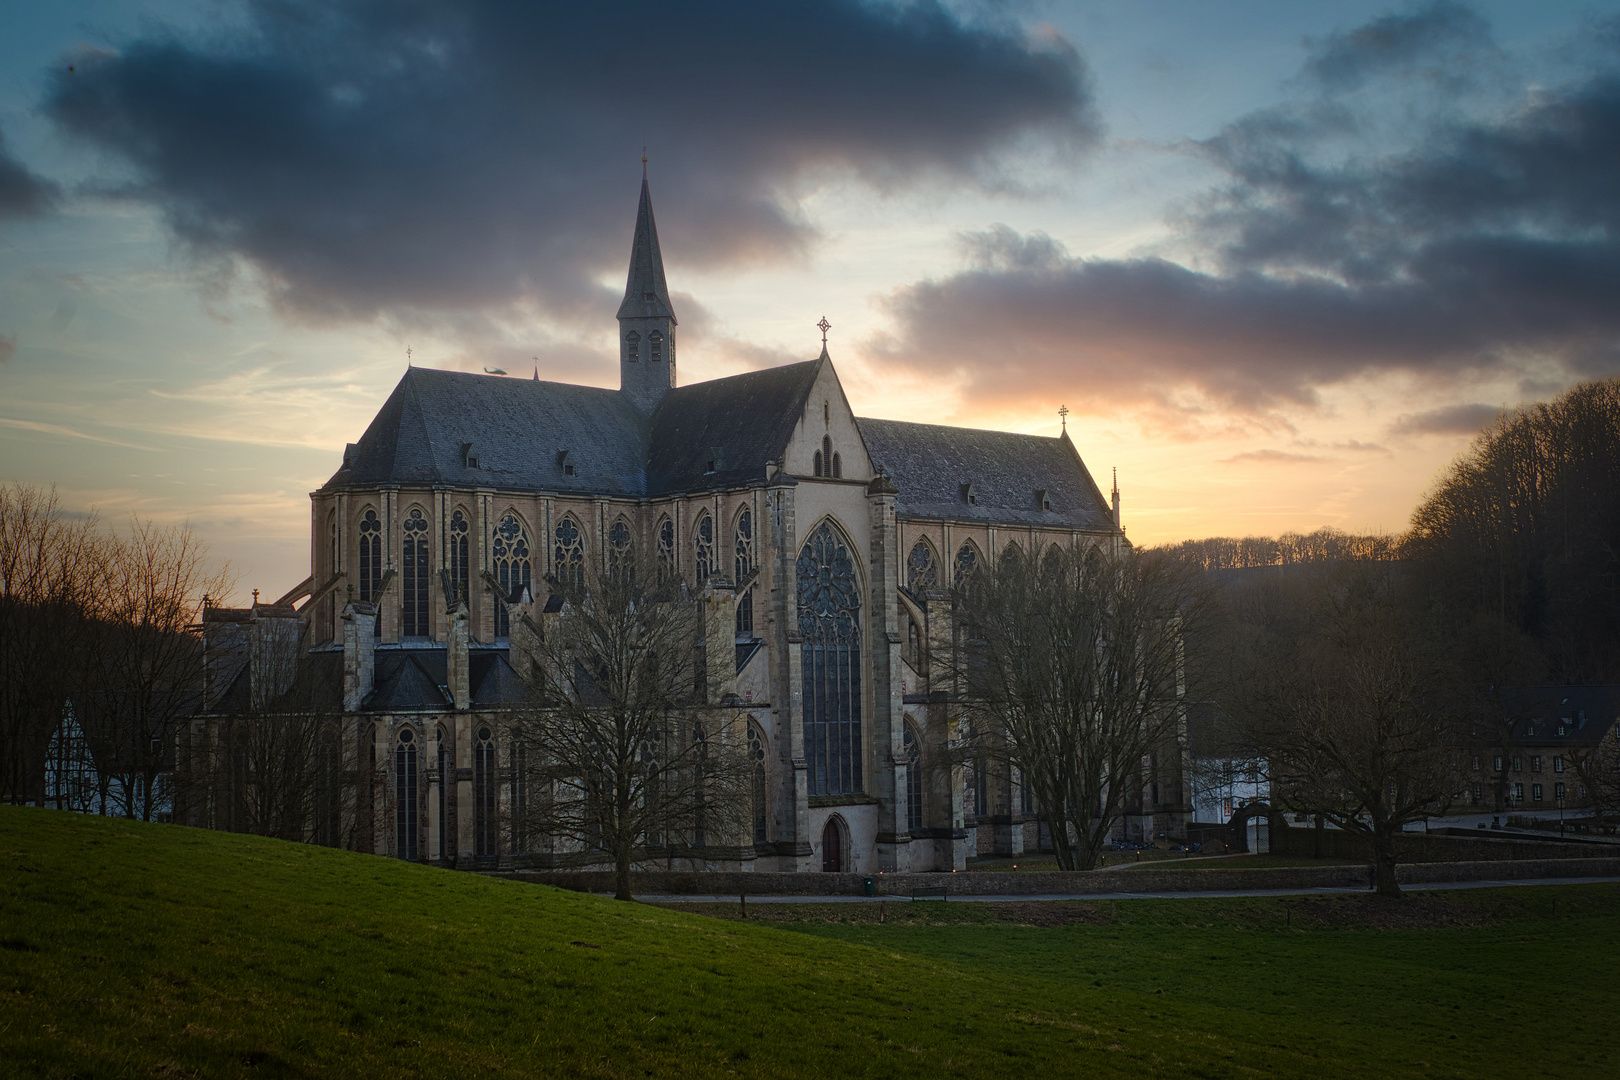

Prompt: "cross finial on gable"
[817,316,831,346]
[1058,404,1069,432]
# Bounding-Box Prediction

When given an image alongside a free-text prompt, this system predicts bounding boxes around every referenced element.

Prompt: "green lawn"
[2,806,1614,1079]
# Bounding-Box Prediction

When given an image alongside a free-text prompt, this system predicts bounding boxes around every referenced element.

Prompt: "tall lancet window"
[554,516,584,590]
[449,510,470,605]
[656,518,675,586]
[473,726,496,859]
[607,519,632,583]
[693,512,714,585]
[734,508,754,635]
[797,522,862,796]
[493,514,531,638]
[402,507,430,637]
[395,727,418,860]
[358,509,383,602]
[904,722,923,835]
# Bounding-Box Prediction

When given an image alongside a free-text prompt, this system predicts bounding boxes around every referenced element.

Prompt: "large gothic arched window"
[449,509,470,606]
[359,509,383,602]
[493,514,531,638]
[554,516,584,590]
[907,540,938,593]
[402,507,430,637]
[798,521,862,796]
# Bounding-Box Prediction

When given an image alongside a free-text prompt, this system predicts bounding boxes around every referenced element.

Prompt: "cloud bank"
[0,123,55,221]
[877,4,1620,418]
[44,0,1094,324]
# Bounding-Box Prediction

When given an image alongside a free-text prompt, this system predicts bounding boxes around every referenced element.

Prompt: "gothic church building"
[182,175,1188,873]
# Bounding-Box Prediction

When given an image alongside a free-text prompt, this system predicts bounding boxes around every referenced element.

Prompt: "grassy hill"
[1,806,1616,1079]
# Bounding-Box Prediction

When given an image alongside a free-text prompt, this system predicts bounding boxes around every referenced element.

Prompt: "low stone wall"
[496,857,1620,897]
[1271,825,1605,863]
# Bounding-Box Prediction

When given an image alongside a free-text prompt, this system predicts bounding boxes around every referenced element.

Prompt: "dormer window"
[558,448,575,477]
[625,331,640,361]
[649,330,663,361]
[961,481,977,506]
[705,459,717,474]
[1036,488,1052,511]
[643,291,656,301]
[341,442,359,470]
[461,442,479,469]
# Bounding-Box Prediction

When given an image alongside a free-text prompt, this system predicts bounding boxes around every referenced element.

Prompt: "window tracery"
[693,512,714,585]
[907,540,938,592]
[735,509,755,634]
[748,722,768,846]
[607,519,632,583]
[903,722,923,835]
[359,508,383,602]
[402,507,430,637]
[474,726,496,859]
[449,509,470,605]
[954,542,979,587]
[395,727,418,860]
[798,521,862,796]
[493,514,531,637]
[554,516,584,590]
[656,517,675,585]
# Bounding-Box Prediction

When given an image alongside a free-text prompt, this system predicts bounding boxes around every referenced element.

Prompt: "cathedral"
[178,174,1188,873]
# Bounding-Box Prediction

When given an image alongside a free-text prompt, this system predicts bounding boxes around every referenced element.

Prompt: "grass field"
[2,806,1615,1079]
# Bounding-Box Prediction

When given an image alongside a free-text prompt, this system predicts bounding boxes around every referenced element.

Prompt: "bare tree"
[176,609,343,843]
[949,545,1206,871]
[0,483,106,805]
[511,553,752,900]
[1222,560,1466,897]
[1569,731,1620,829]
[81,518,233,820]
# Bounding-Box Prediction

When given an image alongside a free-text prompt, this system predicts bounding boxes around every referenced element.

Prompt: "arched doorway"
[1227,801,1275,853]
[821,817,844,873]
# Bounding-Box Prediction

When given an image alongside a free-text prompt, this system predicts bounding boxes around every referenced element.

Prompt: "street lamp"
[1558,794,1565,837]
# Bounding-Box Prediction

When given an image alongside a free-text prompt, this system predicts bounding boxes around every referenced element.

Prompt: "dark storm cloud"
[43,0,1094,322]
[1300,1,1497,93]
[1388,402,1499,436]
[878,4,1620,416]
[0,124,55,220]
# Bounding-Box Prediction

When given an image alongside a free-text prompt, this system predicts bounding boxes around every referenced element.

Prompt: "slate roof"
[323,367,651,497]
[1501,685,1620,748]
[857,418,1116,531]
[645,360,820,494]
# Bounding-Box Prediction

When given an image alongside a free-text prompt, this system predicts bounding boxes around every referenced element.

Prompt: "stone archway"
[1226,801,1276,853]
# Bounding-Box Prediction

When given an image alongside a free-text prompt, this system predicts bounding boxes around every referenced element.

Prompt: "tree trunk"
[1371,830,1402,898]
[614,845,634,902]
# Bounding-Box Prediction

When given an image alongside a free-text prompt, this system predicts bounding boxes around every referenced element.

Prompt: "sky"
[1,0,1617,602]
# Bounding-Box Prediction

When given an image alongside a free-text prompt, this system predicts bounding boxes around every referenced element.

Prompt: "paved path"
[627,875,1620,904]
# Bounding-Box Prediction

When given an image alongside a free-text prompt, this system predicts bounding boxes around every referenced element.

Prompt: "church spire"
[617,167,678,413]
[616,170,676,322]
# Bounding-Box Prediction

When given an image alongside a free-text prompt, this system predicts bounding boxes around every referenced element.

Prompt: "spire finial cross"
[406,345,412,367]
[817,316,831,346]
[1058,404,1069,432]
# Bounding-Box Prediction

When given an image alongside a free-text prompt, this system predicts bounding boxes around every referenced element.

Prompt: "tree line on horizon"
[1163,377,1620,892]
